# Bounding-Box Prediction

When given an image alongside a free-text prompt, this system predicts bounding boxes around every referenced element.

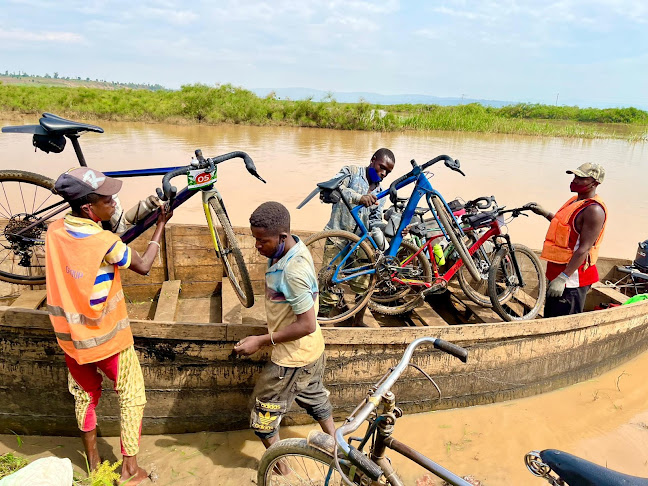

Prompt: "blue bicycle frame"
[330,165,468,285]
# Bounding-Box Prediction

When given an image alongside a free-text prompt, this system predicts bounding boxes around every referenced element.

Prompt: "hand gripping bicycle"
[298,155,479,325]
[0,113,264,307]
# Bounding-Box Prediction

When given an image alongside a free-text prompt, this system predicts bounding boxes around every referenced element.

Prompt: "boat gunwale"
[2,298,648,346]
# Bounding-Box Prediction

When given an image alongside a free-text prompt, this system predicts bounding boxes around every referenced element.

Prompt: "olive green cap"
[566,163,605,183]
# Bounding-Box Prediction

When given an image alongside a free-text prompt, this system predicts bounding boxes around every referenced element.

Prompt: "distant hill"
[251,87,514,107]
[252,87,648,111]
[0,73,165,91]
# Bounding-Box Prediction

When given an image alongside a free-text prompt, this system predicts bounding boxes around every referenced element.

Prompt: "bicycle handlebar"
[388,155,462,205]
[156,150,264,201]
[335,337,468,478]
[465,196,497,211]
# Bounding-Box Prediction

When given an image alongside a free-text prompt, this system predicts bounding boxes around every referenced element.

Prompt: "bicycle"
[298,155,542,325]
[257,337,648,486]
[0,113,264,307]
[372,196,546,321]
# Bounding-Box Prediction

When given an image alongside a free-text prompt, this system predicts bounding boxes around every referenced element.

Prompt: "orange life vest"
[45,219,133,365]
[540,195,607,266]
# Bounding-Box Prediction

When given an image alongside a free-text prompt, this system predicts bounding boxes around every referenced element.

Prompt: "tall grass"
[0,84,646,140]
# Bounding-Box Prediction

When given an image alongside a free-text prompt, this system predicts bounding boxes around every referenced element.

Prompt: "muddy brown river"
[1,116,646,258]
[0,116,647,484]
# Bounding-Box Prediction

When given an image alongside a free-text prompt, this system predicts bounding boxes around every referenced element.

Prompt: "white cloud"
[0,28,83,43]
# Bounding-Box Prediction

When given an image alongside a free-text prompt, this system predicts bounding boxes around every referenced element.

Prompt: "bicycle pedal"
[421,282,445,297]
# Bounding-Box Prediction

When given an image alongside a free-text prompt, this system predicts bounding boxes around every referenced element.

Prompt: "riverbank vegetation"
[1,84,646,140]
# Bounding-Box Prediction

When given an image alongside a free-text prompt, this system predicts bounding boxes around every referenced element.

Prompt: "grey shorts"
[249,352,332,438]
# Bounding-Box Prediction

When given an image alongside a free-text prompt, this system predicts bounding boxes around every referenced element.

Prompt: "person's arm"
[523,202,554,222]
[368,195,385,229]
[234,260,317,356]
[129,204,173,275]
[547,204,605,297]
[338,167,376,207]
[233,306,316,356]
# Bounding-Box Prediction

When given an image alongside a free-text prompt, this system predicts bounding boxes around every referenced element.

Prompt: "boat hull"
[2,299,648,436]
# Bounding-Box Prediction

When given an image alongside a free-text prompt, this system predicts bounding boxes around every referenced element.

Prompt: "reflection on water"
[0,116,646,258]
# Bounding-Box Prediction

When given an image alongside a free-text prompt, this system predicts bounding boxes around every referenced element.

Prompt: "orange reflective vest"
[45,219,133,365]
[540,195,607,266]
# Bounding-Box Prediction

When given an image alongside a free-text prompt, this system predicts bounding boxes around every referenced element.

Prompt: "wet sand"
[1,349,647,485]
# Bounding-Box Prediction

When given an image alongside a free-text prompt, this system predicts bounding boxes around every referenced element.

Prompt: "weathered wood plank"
[410,301,447,326]
[153,280,181,322]
[463,302,501,323]
[591,282,629,304]
[221,279,242,324]
[164,224,175,280]
[10,290,47,310]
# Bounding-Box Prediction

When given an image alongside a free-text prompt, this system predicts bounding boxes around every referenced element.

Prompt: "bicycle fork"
[202,187,223,257]
[495,234,526,288]
[370,392,473,486]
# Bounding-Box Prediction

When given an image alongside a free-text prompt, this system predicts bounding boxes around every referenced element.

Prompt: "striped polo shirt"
[63,214,131,310]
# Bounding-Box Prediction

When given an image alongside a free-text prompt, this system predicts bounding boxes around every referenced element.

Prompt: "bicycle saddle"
[297,174,351,209]
[39,113,104,135]
[541,449,648,486]
[317,173,350,190]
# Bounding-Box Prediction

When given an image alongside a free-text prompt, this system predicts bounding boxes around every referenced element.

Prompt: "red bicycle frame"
[392,215,507,288]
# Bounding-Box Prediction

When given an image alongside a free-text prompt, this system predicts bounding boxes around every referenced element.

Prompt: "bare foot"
[121,466,149,485]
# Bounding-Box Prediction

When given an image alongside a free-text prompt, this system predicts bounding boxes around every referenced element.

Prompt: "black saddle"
[541,449,648,486]
[297,174,351,209]
[2,113,103,136]
[316,174,349,191]
[39,113,104,135]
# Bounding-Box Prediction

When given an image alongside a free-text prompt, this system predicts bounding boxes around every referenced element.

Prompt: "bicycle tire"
[305,229,377,326]
[0,170,62,285]
[208,197,254,308]
[257,438,361,486]
[431,196,481,281]
[488,243,546,321]
[457,231,500,307]
[369,240,431,315]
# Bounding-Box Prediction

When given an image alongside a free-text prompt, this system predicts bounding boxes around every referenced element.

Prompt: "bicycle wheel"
[207,197,254,308]
[305,229,377,325]
[488,244,546,321]
[431,196,481,281]
[457,231,499,307]
[0,170,63,285]
[258,438,361,486]
[369,240,432,315]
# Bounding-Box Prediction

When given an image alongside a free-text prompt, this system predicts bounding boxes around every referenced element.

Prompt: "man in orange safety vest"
[45,167,172,485]
[525,163,607,318]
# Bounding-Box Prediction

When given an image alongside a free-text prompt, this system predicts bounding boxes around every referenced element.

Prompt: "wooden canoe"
[1,224,646,436]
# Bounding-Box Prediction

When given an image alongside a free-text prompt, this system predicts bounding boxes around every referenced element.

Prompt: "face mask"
[84,204,102,223]
[570,181,593,193]
[367,167,382,183]
[271,237,286,259]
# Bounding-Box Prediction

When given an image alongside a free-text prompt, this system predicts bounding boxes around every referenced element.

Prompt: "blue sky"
[1,0,647,107]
